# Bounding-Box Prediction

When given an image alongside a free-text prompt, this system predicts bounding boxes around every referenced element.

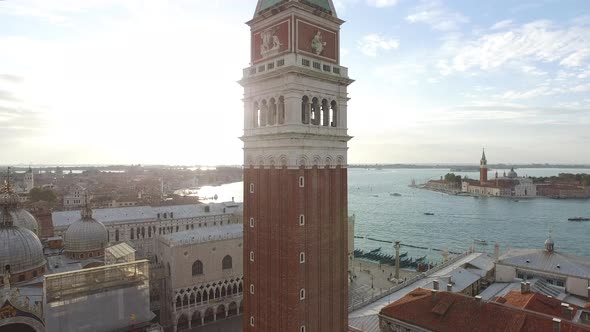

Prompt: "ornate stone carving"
[260,28,281,58]
[244,153,346,169]
[311,31,326,55]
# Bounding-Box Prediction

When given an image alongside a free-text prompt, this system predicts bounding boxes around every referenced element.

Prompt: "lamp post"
[395,241,401,280]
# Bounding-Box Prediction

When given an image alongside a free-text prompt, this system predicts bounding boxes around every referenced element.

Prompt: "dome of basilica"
[0,168,45,283]
[0,211,45,276]
[0,170,39,234]
[507,168,518,178]
[64,205,108,254]
[0,209,39,235]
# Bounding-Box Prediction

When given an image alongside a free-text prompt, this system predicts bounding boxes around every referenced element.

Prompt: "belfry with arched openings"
[241,0,353,330]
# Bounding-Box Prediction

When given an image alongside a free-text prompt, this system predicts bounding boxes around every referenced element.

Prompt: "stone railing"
[242,53,349,80]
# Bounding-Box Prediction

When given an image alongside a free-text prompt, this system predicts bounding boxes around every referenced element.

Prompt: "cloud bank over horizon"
[1,0,589,165]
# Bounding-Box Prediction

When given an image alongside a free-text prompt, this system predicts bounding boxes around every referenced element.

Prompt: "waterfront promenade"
[348,252,481,332]
[349,258,418,310]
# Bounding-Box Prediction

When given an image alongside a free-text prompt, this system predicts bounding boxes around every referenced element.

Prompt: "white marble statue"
[260,28,281,57]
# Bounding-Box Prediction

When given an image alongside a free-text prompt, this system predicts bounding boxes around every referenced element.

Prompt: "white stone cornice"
[244,151,346,169]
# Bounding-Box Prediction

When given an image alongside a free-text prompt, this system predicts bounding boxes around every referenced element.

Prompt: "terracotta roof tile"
[499,291,582,320]
[380,288,590,332]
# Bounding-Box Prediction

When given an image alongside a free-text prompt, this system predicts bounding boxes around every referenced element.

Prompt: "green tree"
[444,173,462,184]
[29,188,57,203]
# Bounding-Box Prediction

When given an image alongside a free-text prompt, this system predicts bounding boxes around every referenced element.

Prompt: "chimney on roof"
[432,289,439,301]
[521,282,529,294]
[566,307,574,321]
[433,280,440,291]
[561,303,570,319]
[526,281,531,293]
[553,318,561,332]
[475,295,482,304]
[447,284,453,292]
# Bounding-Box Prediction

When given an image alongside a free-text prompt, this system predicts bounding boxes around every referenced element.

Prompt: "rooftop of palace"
[498,248,590,279]
[51,201,242,227]
[159,223,243,247]
[348,252,492,331]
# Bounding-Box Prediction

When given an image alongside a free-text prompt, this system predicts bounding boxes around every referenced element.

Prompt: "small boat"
[424,212,435,216]
[474,239,488,245]
[371,195,379,198]
[390,193,402,197]
[568,217,590,221]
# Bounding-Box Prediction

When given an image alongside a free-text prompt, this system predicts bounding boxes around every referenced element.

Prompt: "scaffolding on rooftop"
[44,259,149,303]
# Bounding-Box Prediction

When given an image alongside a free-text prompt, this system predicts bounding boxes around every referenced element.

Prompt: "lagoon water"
[196,168,590,262]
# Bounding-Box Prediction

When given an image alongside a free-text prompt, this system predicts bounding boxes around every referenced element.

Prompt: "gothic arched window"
[222,255,232,270]
[192,260,204,276]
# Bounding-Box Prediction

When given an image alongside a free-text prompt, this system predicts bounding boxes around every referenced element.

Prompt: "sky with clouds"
[1,0,589,165]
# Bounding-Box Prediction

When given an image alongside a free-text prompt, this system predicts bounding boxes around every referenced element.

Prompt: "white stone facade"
[53,203,242,259]
[63,185,87,210]
[514,178,537,197]
[155,224,244,331]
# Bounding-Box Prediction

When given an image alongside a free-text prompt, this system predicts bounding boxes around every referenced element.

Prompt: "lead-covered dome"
[0,209,39,234]
[507,168,518,178]
[0,169,39,234]
[0,225,46,275]
[64,205,108,256]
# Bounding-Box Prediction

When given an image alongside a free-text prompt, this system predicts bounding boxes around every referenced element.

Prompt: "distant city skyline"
[1,0,589,165]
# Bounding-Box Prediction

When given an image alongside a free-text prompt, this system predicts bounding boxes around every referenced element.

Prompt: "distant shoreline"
[2,164,590,170]
[350,164,590,170]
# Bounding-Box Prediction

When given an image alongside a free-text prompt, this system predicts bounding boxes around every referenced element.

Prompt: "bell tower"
[240,1,353,331]
[480,149,488,184]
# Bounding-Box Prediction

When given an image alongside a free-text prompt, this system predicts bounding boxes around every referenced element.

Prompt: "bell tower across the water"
[480,149,488,183]
[240,0,353,331]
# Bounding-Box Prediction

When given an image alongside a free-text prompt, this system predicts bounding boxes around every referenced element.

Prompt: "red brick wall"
[0,265,45,286]
[243,166,348,332]
[480,168,488,183]
[36,212,54,238]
